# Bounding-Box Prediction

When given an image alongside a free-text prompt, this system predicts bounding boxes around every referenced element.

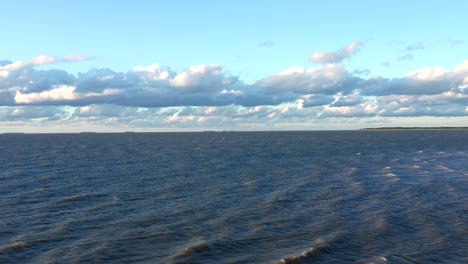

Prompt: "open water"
[0,131,467,263]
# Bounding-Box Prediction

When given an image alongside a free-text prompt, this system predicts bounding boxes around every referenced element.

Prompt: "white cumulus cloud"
[15,85,121,104]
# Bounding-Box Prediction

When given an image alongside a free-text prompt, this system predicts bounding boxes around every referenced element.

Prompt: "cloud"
[14,85,121,105]
[298,94,335,107]
[72,104,145,118]
[132,64,172,81]
[405,42,424,51]
[258,40,274,47]
[319,98,467,118]
[309,41,363,64]
[361,76,447,96]
[377,92,468,106]
[1,55,467,126]
[353,68,371,76]
[381,61,391,68]
[169,64,236,92]
[63,55,95,62]
[397,54,414,61]
[15,85,77,103]
[332,93,363,107]
[255,64,349,94]
[396,42,424,62]
[0,55,93,73]
[0,60,11,67]
[0,55,57,77]
[450,39,464,47]
[0,55,92,78]
[0,106,69,121]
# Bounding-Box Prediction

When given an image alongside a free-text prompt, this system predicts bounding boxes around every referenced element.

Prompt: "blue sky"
[1,0,467,132]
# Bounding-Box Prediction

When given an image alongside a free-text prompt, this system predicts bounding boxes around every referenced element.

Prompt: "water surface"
[0,131,467,263]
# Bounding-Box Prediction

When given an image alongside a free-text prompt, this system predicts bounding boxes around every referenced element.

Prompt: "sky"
[1,0,467,132]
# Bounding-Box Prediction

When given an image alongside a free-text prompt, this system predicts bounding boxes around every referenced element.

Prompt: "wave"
[276,234,342,264]
[172,240,210,259]
[56,194,94,203]
[354,256,387,264]
[0,242,26,254]
[278,243,330,263]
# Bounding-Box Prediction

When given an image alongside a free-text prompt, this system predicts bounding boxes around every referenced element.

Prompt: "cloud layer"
[0,54,467,130]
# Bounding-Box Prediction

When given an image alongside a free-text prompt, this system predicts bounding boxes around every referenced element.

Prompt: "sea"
[0,130,467,263]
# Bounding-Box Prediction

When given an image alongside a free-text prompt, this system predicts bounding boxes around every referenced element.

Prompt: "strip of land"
[360,127,468,130]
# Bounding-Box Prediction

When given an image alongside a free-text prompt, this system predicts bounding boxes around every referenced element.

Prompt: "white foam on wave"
[384,173,400,181]
[354,256,387,264]
[276,234,343,264]
[346,168,362,186]
[348,179,362,186]
[172,240,210,259]
[0,236,27,253]
[435,165,455,172]
[278,245,329,264]
[0,242,26,253]
[56,194,92,203]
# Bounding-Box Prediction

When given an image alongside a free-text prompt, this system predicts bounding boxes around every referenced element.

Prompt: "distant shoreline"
[360,127,468,130]
[2,128,468,134]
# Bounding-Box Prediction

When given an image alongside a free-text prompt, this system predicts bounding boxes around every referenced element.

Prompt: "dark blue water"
[0,131,467,263]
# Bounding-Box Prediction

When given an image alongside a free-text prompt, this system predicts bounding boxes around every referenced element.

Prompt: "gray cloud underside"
[0,57,467,121]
